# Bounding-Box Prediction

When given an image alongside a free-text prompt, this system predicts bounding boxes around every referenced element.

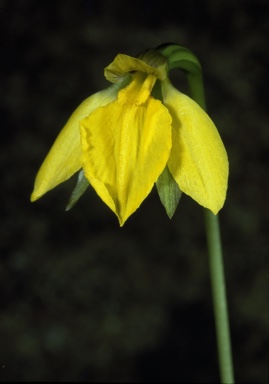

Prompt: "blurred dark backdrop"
[1,0,268,382]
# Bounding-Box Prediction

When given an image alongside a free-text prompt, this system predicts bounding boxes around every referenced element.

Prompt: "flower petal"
[80,89,172,225]
[105,53,167,83]
[31,84,121,202]
[162,81,228,214]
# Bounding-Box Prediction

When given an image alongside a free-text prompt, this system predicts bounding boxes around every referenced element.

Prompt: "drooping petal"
[162,80,228,214]
[80,74,172,225]
[31,84,122,202]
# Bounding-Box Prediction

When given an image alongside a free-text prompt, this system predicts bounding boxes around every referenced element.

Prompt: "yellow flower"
[31,50,228,226]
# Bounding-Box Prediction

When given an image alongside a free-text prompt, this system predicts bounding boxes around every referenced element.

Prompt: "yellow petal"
[162,81,228,214]
[105,53,167,83]
[31,84,121,202]
[80,75,172,225]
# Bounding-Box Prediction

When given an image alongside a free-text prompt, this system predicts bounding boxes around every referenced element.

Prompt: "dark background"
[1,0,268,382]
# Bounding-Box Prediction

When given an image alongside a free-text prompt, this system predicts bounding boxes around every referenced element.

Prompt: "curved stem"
[159,44,234,383]
[189,69,234,384]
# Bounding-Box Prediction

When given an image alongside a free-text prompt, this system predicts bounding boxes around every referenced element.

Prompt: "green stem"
[204,210,234,383]
[159,44,234,383]
[188,67,234,384]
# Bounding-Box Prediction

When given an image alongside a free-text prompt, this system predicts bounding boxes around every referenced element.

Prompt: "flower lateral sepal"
[156,166,182,219]
[66,170,89,211]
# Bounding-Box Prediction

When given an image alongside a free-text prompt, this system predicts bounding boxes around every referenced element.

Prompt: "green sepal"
[65,169,89,211]
[156,166,182,219]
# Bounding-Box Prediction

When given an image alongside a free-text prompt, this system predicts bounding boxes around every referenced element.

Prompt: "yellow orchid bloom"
[31,49,228,226]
